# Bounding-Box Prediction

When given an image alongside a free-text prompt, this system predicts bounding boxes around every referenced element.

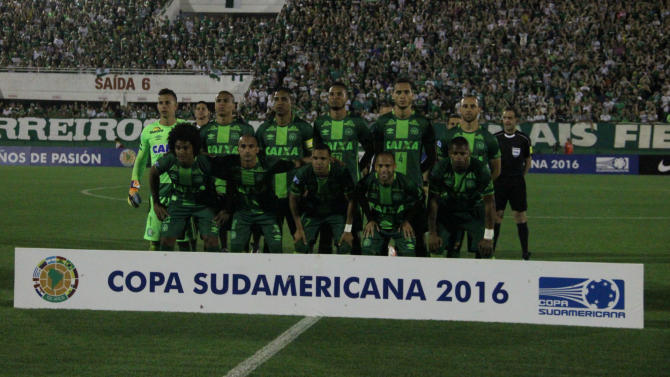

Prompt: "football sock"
[205,245,219,252]
[517,222,529,254]
[177,241,191,251]
[149,241,160,251]
[493,223,501,250]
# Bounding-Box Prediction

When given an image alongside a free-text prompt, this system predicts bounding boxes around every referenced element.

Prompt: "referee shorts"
[494,176,527,212]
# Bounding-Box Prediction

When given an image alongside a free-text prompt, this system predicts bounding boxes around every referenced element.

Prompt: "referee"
[493,109,532,260]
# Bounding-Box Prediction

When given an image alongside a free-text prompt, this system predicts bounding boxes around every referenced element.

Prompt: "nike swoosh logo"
[659,160,670,173]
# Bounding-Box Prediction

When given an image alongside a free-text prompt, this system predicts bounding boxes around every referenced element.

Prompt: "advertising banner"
[0,146,135,167]
[15,248,644,329]
[638,155,670,175]
[2,119,670,154]
[0,72,252,104]
[529,154,639,174]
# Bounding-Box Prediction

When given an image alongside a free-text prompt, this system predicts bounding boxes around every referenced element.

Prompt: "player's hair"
[312,143,331,155]
[448,136,470,151]
[238,134,258,145]
[502,107,518,117]
[460,95,479,106]
[168,123,201,157]
[217,90,235,100]
[158,88,177,102]
[394,76,415,90]
[274,87,293,99]
[375,151,395,162]
[329,81,348,92]
[194,101,211,112]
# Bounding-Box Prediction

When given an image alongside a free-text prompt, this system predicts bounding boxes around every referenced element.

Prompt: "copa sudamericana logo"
[33,256,79,303]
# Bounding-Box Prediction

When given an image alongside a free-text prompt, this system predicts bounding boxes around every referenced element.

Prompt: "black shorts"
[494,176,527,212]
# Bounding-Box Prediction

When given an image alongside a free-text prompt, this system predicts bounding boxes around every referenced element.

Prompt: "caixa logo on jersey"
[538,277,625,319]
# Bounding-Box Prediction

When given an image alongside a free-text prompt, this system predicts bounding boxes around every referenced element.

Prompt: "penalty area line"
[224,316,321,377]
[80,185,126,201]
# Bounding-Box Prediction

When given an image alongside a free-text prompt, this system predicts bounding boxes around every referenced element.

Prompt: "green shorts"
[361,227,416,257]
[295,214,350,254]
[440,207,485,256]
[229,209,283,253]
[160,204,218,239]
[145,186,195,242]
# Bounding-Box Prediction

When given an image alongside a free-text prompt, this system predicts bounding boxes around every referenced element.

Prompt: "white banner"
[0,72,252,103]
[14,248,644,328]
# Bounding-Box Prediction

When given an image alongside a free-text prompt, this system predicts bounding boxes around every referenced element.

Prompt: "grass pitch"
[0,166,668,376]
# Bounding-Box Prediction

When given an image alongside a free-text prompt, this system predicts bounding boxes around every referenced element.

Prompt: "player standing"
[371,77,436,257]
[428,137,496,258]
[313,82,374,253]
[255,88,313,251]
[127,88,191,251]
[493,109,532,260]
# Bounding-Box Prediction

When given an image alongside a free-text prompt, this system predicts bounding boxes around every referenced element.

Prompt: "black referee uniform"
[493,129,532,259]
[494,130,531,212]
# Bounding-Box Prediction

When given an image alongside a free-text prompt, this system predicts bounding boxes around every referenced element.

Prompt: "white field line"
[80,185,126,201]
[224,316,321,377]
[80,186,669,220]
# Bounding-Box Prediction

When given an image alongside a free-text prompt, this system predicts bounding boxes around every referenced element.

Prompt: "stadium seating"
[0,0,668,123]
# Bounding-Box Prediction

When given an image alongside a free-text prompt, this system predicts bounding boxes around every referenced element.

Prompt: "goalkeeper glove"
[128,180,142,208]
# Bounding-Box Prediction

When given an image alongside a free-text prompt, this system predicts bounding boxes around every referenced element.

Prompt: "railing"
[0,67,253,76]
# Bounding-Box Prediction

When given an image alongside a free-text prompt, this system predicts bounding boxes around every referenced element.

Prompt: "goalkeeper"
[127,88,192,251]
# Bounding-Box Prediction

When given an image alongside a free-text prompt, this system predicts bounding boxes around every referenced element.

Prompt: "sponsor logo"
[33,256,79,303]
[119,148,136,167]
[385,127,395,135]
[658,160,670,173]
[149,126,162,134]
[596,157,630,173]
[538,277,625,318]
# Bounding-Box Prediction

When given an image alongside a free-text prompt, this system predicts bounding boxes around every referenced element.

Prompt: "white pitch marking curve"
[80,185,126,201]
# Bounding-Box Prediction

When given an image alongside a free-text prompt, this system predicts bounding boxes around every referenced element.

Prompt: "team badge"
[410,127,420,136]
[33,256,79,303]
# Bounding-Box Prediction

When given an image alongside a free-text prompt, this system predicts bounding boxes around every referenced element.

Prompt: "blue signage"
[0,146,136,167]
[530,154,638,174]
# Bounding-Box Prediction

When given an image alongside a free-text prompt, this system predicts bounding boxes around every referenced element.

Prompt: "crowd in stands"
[0,0,271,72]
[0,0,669,124]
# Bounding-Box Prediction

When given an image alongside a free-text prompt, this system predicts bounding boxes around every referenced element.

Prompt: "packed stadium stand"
[1,0,668,123]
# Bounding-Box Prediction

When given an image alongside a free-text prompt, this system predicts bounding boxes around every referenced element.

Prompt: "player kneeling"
[150,124,226,252]
[428,137,496,258]
[355,152,423,256]
[289,144,356,254]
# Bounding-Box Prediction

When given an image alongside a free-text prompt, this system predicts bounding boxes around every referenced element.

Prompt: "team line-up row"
[128,80,531,259]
